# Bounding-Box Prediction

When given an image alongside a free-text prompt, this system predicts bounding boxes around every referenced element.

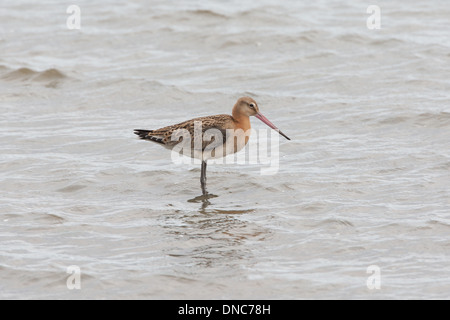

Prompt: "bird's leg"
[200,160,207,195]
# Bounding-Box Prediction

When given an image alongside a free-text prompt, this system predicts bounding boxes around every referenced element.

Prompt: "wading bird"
[134,97,290,196]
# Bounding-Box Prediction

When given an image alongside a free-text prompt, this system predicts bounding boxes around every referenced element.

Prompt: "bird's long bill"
[255,113,291,140]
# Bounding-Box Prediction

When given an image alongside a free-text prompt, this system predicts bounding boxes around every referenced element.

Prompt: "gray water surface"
[1,0,450,299]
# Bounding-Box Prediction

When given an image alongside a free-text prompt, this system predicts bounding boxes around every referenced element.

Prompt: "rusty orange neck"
[232,110,251,132]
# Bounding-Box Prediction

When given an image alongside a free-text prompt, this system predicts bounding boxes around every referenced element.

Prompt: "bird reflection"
[187,193,218,213]
[162,205,266,270]
[187,193,256,215]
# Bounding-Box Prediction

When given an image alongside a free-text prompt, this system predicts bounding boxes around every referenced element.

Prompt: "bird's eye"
[249,103,255,109]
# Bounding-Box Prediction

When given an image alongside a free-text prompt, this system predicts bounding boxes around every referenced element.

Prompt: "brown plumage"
[134,97,290,195]
[135,114,232,152]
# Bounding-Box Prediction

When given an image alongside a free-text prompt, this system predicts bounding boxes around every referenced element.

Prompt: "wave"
[414,112,450,128]
[188,9,228,19]
[152,8,228,22]
[376,112,450,128]
[0,66,66,87]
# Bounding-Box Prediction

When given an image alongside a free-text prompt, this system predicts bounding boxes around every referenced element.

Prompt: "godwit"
[134,97,290,195]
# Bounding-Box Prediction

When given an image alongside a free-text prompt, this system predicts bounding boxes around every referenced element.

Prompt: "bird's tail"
[134,129,165,144]
[134,129,152,139]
